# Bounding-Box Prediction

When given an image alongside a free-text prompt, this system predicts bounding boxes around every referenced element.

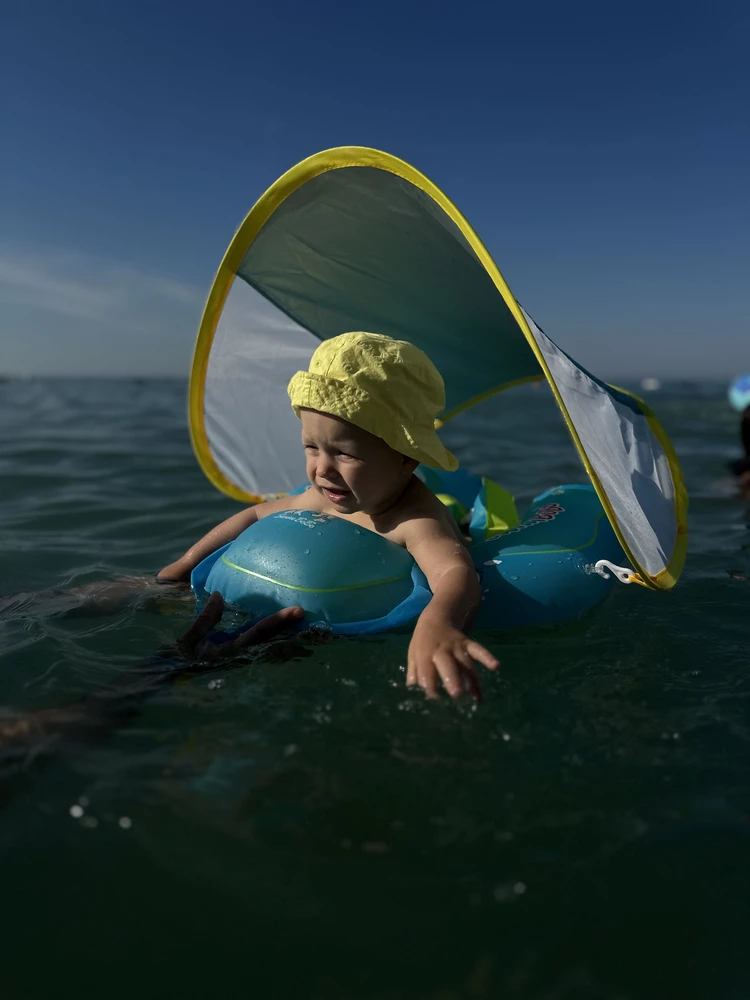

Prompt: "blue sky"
[4,0,748,379]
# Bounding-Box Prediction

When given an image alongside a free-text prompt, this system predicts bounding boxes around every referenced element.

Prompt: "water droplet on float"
[510,575,519,582]
[303,549,310,555]
[354,529,361,535]
[69,805,84,819]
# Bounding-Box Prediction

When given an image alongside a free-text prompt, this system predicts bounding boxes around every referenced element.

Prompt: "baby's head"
[287,332,457,514]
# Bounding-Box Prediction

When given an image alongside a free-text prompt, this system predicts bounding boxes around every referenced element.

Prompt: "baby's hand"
[156,558,192,583]
[406,622,499,701]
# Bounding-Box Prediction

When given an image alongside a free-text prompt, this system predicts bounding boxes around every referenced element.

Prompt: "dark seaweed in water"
[0,378,748,1000]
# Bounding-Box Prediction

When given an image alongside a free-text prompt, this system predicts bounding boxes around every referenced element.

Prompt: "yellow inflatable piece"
[435,494,469,524]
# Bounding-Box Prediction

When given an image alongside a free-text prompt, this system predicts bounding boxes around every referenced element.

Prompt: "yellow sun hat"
[287,332,458,471]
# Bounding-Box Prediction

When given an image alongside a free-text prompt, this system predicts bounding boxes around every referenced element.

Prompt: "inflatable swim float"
[183,144,688,644]
[192,470,627,635]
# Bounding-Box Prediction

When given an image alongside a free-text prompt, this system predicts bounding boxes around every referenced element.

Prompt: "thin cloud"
[0,244,201,327]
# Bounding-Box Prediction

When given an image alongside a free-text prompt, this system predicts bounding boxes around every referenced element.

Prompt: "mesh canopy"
[189,146,687,589]
[521,309,681,579]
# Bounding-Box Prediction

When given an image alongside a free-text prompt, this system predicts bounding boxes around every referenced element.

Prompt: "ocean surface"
[1,377,748,1000]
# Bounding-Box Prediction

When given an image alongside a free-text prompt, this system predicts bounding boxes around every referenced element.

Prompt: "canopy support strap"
[594,560,647,587]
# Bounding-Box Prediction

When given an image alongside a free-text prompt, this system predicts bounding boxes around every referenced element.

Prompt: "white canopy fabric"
[189,146,687,589]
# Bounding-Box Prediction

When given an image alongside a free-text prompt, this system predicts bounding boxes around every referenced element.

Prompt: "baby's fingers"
[455,647,483,701]
[406,658,417,688]
[433,650,466,700]
[406,657,425,691]
[465,640,500,671]
[407,658,440,699]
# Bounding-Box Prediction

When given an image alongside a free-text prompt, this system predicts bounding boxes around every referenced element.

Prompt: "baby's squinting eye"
[303,444,318,451]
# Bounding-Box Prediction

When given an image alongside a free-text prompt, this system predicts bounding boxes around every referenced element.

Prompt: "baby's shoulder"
[388,478,465,544]
[403,476,457,517]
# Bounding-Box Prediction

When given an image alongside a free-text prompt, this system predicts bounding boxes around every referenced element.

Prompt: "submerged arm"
[0,595,305,754]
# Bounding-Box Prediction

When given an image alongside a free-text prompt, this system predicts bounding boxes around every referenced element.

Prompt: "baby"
[158,332,499,699]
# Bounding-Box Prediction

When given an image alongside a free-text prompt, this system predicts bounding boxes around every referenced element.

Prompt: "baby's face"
[300,409,415,515]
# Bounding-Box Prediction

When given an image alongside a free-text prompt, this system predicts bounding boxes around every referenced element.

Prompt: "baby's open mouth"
[320,486,350,502]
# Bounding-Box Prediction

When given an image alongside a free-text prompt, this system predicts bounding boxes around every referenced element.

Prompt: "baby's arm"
[405,519,499,700]
[157,495,291,582]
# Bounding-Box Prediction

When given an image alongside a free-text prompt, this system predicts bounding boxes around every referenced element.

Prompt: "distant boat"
[640,377,661,392]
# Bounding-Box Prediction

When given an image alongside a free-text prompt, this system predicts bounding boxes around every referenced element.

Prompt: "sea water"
[0,377,748,999]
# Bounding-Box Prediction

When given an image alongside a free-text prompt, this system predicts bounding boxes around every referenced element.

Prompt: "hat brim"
[288,371,458,472]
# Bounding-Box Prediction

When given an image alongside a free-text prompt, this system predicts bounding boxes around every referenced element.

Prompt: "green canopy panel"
[189,146,687,589]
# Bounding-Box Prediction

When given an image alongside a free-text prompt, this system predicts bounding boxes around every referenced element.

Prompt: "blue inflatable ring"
[192,482,625,635]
